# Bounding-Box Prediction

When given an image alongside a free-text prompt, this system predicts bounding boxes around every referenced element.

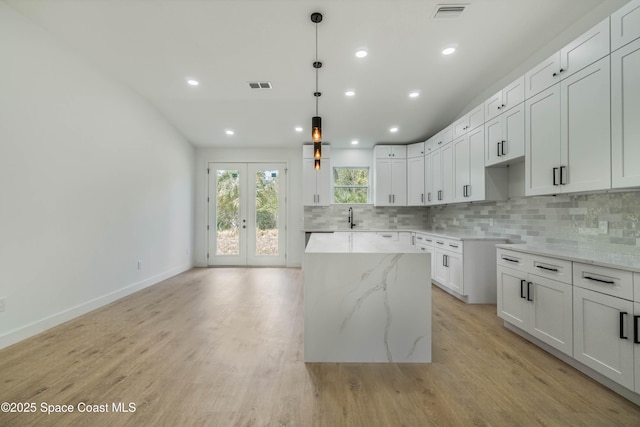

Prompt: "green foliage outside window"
[333,167,369,204]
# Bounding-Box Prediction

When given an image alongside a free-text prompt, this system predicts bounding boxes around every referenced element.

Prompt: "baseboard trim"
[0,263,192,350]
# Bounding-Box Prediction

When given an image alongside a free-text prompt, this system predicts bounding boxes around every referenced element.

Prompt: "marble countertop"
[305,232,423,254]
[497,243,640,273]
[303,228,505,242]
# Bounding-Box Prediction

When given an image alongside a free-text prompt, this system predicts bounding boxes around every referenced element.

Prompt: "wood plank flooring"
[2,267,640,426]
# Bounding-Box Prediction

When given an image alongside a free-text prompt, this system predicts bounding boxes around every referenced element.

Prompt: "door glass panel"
[216,169,240,255]
[255,169,279,255]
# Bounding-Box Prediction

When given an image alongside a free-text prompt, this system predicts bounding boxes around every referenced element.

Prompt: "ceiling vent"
[248,81,272,89]
[433,4,467,20]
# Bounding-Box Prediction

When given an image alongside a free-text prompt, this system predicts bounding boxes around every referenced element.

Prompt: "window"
[333,167,369,203]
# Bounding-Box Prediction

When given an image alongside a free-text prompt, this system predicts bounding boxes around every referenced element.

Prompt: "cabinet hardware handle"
[444,254,449,267]
[634,316,640,344]
[428,192,431,202]
[438,190,443,201]
[560,68,565,73]
[560,166,566,185]
[502,257,519,263]
[620,312,628,340]
[527,282,533,302]
[497,105,502,110]
[392,194,395,203]
[389,194,391,203]
[501,104,506,108]
[553,167,559,185]
[497,141,502,157]
[553,72,558,77]
[421,193,424,203]
[436,241,444,245]
[501,141,506,156]
[536,265,559,272]
[520,280,526,299]
[412,235,416,245]
[449,244,459,248]
[583,276,615,285]
[438,141,443,145]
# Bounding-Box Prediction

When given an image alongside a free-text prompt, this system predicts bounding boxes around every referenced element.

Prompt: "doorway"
[207,163,286,266]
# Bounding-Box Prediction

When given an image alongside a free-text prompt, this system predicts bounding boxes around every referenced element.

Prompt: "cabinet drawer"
[573,262,633,301]
[414,233,433,246]
[497,249,528,269]
[433,237,462,254]
[527,254,572,284]
[377,231,398,241]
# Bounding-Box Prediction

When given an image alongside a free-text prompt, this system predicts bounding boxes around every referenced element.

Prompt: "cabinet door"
[407,142,425,158]
[431,149,443,204]
[452,116,468,139]
[611,0,640,51]
[635,301,640,393]
[561,57,611,193]
[502,76,525,112]
[485,115,503,166]
[391,158,407,205]
[485,91,503,122]
[441,144,454,203]
[497,266,528,328]
[560,18,610,79]
[316,160,331,206]
[467,126,485,202]
[440,126,453,145]
[528,274,573,356]
[525,84,561,196]
[407,156,425,205]
[302,158,318,206]
[447,251,464,295]
[424,153,434,205]
[453,135,469,202]
[501,104,525,162]
[525,52,561,98]
[375,145,392,159]
[434,250,449,285]
[374,159,392,206]
[573,287,635,390]
[467,104,484,131]
[391,145,407,159]
[612,38,640,188]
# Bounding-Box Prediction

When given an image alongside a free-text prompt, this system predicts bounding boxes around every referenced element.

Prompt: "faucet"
[348,207,356,229]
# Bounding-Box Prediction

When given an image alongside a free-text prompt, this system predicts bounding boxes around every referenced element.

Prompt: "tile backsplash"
[304,191,640,255]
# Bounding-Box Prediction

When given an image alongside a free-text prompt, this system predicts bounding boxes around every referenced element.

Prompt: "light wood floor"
[2,268,640,426]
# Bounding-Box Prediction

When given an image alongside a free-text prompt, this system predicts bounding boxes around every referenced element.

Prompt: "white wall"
[195,147,304,267]
[0,3,195,348]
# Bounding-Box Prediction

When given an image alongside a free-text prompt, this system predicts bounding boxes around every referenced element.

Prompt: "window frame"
[332,166,370,204]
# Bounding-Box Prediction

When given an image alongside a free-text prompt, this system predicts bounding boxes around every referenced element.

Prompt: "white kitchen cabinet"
[302,145,331,206]
[438,144,454,204]
[407,142,425,158]
[497,249,573,356]
[485,76,525,122]
[612,38,640,189]
[611,0,640,51]
[452,104,484,139]
[525,57,610,196]
[375,145,406,159]
[635,299,640,394]
[485,103,525,167]
[407,155,425,206]
[434,240,463,295]
[573,286,635,390]
[414,233,435,275]
[525,19,610,99]
[424,151,434,205]
[374,157,407,206]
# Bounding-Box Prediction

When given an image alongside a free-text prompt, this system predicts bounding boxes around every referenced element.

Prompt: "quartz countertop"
[496,243,640,273]
[305,232,423,254]
[303,228,505,242]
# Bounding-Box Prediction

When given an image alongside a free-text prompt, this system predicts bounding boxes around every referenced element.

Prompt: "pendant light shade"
[312,116,322,144]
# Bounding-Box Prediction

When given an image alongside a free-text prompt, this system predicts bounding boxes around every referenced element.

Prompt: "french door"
[207,163,286,266]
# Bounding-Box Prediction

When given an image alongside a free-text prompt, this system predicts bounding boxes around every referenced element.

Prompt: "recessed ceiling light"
[186,79,200,86]
[442,47,456,55]
[390,127,399,133]
[225,130,234,135]
[355,50,368,58]
[409,91,420,98]
[345,90,355,97]
[295,127,303,132]
[351,140,359,145]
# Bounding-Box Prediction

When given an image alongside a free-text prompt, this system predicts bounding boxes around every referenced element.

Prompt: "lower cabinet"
[434,247,463,295]
[497,266,573,356]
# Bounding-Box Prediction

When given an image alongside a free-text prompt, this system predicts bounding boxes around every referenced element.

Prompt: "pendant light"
[311,12,323,170]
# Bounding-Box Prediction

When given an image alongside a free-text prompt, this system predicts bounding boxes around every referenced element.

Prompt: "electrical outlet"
[0,297,6,312]
[598,220,609,234]
[137,260,143,270]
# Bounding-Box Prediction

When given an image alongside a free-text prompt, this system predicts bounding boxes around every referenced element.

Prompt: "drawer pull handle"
[520,280,526,299]
[502,257,519,263]
[583,276,615,285]
[635,316,640,344]
[527,282,533,302]
[536,265,559,272]
[620,312,628,340]
[449,244,459,248]
[436,242,444,245]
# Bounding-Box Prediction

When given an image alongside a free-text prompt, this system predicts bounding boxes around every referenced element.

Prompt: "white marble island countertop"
[306,232,422,254]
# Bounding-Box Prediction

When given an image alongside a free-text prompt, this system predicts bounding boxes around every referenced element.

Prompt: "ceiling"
[5,0,626,149]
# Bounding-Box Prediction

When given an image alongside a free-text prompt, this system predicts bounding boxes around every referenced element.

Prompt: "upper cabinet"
[485,76,525,122]
[407,142,425,158]
[525,19,610,98]
[611,0,640,51]
[612,37,640,188]
[302,145,331,206]
[375,145,407,159]
[452,104,484,139]
[525,57,611,196]
[485,103,525,167]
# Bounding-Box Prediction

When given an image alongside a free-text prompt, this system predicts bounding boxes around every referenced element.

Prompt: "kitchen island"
[303,232,431,363]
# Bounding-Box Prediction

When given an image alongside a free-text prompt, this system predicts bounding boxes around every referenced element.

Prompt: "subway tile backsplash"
[304,191,640,255]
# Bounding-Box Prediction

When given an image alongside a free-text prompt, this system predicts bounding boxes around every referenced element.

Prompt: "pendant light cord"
[315,22,319,116]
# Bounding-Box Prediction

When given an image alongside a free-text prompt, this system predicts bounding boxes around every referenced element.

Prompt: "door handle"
[520,279,526,299]
[620,312,628,340]
[527,282,533,302]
